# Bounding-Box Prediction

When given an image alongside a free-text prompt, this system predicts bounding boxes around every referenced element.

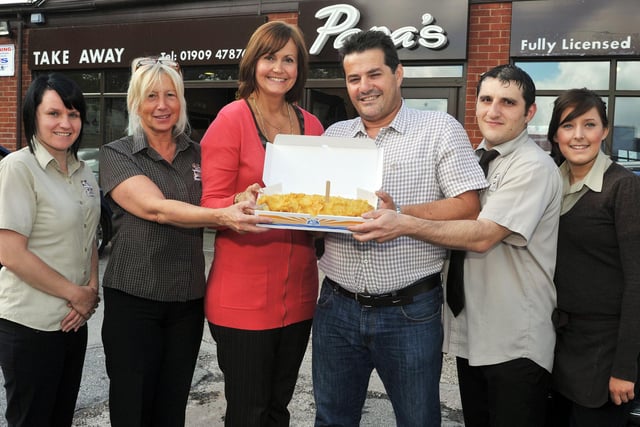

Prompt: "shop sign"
[512,0,639,57]
[0,44,14,76]
[298,0,468,62]
[29,16,266,70]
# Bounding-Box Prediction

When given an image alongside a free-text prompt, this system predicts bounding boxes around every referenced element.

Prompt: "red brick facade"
[464,2,512,147]
[0,31,32,151]
[0,34,18,151]
[268,12,298,25]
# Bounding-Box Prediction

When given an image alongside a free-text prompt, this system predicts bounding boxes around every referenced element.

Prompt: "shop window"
[63,71,102,94]
[105,97,128,143]
[105,70,131,93]
[404,98,448,113]
[403,65,463,78]
[616,61,640,90]
[526,95,556,152]
[83,98,102,149]
[75,97,103,179]
[307,65,463,79]
[612,97,640,163]
[516,61,609,90]
[51,70,128,180]
[309,66,344,79]
[75,97,127,180]
[182,66,239,81]
[516,60,640,165]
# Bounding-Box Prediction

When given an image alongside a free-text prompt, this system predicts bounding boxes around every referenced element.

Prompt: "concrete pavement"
[0,231,464,426]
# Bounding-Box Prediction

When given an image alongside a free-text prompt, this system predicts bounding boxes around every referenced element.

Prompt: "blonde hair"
[126,58,189,138]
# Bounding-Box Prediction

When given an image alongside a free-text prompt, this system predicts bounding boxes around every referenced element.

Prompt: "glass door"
[401,87,458,116]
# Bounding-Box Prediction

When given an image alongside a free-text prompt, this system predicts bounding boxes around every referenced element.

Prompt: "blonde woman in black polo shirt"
[99,57,269,427]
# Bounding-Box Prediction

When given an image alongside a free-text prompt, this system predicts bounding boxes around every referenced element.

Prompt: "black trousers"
[102,287,204,427]
[209,319,312,427]
[457,356,551,427]
[547,390,631,427]
[0,318,87,427]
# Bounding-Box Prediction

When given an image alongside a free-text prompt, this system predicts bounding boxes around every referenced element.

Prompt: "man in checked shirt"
[312,30,487,427]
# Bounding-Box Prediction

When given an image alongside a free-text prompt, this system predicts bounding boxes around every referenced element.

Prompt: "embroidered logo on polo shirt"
[489,173,500,192]
[192,163,201,181]
[81,180,96,198]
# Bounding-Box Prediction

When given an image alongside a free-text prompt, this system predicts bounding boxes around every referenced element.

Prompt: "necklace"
[251,96,294,138]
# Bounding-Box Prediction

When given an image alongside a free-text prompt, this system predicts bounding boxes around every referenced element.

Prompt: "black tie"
[478,149,499,176]
[446,149,499,316]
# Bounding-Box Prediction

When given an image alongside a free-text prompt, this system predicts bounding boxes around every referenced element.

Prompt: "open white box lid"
[263,134,383,205]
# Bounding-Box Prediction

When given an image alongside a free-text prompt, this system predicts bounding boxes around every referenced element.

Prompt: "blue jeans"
[312,278,443,427]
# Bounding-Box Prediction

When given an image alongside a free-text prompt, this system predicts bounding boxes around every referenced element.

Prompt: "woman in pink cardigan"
[200,21,323,426]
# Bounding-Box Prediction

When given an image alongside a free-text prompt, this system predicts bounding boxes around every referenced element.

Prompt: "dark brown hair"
[547,88,608,165]
[477,64,536,112]
[23,73,86,158]
[237,21,309,103]
[339,30,400,73]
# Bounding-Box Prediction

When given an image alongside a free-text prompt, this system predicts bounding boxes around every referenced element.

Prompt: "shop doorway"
[306,86,462,130]
[184,87,238,142]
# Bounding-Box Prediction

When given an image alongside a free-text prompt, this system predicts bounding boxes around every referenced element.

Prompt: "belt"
[552,308,619,329]
[325,274,441,308]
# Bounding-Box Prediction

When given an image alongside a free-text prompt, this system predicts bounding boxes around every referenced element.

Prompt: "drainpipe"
[15,16,23,148]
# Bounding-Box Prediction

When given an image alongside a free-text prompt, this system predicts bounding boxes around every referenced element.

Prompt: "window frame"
[515,59,640,164]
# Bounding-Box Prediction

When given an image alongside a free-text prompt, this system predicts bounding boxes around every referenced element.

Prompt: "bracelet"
[395,205,401,214]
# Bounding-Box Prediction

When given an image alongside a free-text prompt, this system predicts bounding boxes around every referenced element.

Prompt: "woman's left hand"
[234,183,262,204]
[61,307,87,332]
[61,288,99,332]
[609,376,635,405]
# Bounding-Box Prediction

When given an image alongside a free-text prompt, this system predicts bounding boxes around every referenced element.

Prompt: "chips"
[257,193,373,217]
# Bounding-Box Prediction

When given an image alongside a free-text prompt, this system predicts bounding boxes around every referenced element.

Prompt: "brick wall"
[0,35,18,151]
[268,12,298,25]
[464,2,512,147]
[0,30,31,152]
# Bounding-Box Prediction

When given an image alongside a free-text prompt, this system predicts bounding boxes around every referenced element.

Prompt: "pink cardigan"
[200,99,324,330]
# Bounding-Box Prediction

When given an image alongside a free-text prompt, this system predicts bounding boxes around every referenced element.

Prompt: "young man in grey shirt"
[351,64,562,427]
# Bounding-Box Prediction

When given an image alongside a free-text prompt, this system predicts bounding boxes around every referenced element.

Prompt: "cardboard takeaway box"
[255,134,383,233]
